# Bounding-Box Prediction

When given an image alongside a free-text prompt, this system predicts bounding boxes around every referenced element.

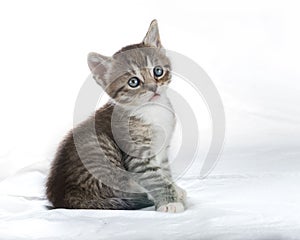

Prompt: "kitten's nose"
[147,84,157,93]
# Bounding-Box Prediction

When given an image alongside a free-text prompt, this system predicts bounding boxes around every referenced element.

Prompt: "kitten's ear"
[87,52,111,85]
[143,19,162,48]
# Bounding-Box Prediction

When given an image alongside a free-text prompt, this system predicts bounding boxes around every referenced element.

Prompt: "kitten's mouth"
[150,93,161,101]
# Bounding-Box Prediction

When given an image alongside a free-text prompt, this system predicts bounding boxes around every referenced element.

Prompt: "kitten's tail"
[46,196,154,210]
[102,197,154,210]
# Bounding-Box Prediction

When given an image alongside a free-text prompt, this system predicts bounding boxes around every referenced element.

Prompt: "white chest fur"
[132,94,175,163]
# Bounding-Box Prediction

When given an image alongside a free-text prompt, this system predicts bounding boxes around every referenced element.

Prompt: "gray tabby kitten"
[46,20,186,213]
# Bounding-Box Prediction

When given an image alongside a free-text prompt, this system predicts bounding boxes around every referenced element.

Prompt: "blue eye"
[153,66,164,77]
[128,77,140,88]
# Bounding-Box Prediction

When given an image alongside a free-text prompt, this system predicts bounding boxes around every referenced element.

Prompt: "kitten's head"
[87,20,171,107]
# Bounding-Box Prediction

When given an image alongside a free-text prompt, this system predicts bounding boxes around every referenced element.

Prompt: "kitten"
[46,20,187,213]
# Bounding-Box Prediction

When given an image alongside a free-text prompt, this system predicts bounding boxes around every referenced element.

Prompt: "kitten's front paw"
[157,202,184,213]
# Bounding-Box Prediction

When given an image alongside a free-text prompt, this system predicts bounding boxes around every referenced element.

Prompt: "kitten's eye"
[128,77,140,88]
[153,66,164,77]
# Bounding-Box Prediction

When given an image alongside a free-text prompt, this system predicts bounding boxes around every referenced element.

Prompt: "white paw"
[175,185,187,203]
[157,202,184,213]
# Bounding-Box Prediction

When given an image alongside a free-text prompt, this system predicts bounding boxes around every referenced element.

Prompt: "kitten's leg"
[64,171,154,210]
[64,133,153,210]
[160,157,187,204]
[126,157,184,213]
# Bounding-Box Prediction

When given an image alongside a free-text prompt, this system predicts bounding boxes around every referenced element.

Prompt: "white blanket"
[1,164,300,240]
